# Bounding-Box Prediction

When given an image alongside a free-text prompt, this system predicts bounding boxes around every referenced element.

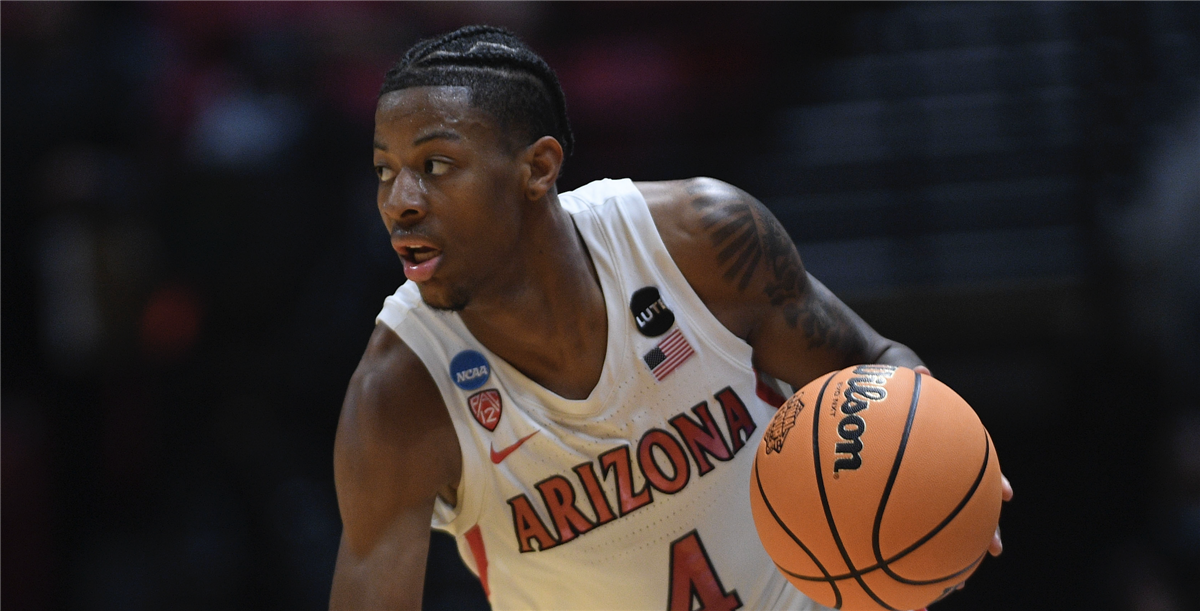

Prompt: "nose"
[379,169,427,228]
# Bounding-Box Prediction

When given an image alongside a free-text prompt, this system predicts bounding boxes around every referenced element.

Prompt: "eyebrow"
[373,130,463,152]
[413,130,462,146]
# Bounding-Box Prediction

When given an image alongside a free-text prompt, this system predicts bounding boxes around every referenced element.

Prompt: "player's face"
[372,86,527,311]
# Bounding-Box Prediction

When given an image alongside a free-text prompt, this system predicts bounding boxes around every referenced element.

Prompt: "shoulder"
[634,177,788,340]
[335,323,460,553]
[634,176,745,236]
[339,323,443,448]
[636,177,782,290]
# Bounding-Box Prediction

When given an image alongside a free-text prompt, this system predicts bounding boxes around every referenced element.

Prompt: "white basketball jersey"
[377,179,826,610]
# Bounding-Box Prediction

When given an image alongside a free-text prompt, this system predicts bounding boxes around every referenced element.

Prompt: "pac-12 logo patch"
[468,389,503,431]
[630,286,675,337]
[451,350,490,390]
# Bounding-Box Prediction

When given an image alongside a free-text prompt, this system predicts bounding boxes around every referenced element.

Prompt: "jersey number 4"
[667,530,742,611]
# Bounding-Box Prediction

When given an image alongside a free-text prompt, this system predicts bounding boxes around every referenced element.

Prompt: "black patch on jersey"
[630,286,675,337]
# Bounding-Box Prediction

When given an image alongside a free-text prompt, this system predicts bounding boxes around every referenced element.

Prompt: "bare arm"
[641,178,1016,562]
[330,324,462,610]
[638,178,923,390]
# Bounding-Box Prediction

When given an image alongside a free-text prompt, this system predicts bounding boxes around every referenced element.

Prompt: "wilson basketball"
[750,365,1002,611]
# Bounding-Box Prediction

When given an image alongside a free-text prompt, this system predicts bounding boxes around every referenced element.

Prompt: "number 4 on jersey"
[667,531,742,611]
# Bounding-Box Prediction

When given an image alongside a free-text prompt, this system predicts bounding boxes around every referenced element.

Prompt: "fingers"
[913,365,932,376]
[988,526,1003,556]
[989,475,1011,556]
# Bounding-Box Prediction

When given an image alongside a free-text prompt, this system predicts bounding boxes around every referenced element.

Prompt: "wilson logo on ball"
[833,364,896,472]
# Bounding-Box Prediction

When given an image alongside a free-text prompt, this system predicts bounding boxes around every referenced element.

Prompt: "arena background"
[3,2,1198,610]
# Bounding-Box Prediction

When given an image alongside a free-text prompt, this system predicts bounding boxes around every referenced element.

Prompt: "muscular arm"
[330,324,462,610]
[641,178,1015,564]
[638,178,923,390]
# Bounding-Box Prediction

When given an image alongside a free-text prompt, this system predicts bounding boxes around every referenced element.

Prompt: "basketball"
[750,365,1003,611]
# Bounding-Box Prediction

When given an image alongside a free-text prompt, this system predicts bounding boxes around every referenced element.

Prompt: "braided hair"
[380,25,574,159]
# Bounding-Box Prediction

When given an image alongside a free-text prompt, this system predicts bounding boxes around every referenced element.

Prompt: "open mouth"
[400,245,441,264]
[397,244,444,282]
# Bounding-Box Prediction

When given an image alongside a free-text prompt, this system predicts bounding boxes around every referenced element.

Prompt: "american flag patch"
[642,328,695,381]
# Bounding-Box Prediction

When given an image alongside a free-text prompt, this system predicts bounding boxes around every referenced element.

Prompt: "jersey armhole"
[376,291,490,536]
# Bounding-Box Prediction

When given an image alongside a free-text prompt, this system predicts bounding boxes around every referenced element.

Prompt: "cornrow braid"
[381,25,574,159]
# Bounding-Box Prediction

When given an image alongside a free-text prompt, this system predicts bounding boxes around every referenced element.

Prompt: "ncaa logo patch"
[450,350,490,391]
[468,389,502,431]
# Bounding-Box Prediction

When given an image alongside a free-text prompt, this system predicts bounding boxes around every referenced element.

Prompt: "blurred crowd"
[2,3,1197,610]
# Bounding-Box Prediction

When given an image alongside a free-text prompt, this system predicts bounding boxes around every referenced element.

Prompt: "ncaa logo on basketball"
[763,393,805,454]
[450,350,490,391]
[468,389,502,431]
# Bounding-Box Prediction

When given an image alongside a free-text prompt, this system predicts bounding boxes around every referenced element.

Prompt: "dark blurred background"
[3,2,1198,610]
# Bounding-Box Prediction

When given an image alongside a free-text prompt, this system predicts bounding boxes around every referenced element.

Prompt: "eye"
[375,165,395,182]
[425,159,451,176]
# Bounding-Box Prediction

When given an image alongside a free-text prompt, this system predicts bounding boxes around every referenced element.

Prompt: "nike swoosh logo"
[490,431,539,464]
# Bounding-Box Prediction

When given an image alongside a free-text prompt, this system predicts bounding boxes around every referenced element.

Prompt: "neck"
[459,196,608,400]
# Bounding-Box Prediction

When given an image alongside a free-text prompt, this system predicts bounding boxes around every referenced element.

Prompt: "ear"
[521,136,564,201]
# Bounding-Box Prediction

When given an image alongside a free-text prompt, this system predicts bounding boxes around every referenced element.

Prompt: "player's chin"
[419,283,471,312]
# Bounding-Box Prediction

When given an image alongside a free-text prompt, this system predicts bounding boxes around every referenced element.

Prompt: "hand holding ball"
[750,365,1003,610]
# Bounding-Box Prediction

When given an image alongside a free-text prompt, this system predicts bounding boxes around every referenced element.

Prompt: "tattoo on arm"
[687,183,867,356]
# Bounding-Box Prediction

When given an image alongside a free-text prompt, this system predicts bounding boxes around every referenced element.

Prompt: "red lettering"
[507,494,558,553]
[638,428,691,494]
[667,531,742,611]
[573,461,616,525]
[669,402,733,476]
[714,387,756,454]
[506,388,759,555]
[535,475,594,544]
[599,445,653,516]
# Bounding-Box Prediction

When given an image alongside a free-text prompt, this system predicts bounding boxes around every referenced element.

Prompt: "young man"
[330,26,1007,610]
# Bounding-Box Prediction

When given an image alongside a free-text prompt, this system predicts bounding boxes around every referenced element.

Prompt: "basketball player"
[330,25,1010,610]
